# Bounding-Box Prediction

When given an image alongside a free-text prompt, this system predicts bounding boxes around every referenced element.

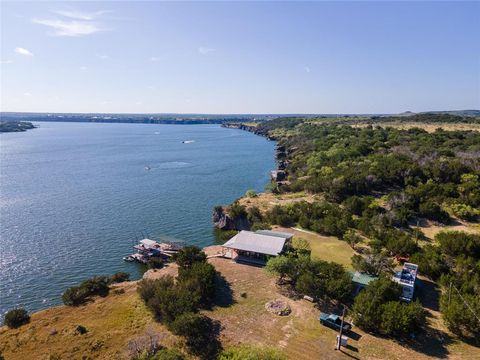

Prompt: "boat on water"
[145,166,151,170]
[182,140,195,144]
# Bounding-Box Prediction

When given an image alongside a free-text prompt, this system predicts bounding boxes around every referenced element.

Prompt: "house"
[392,262,418,302]
[351,271,378,295]
[222,230,292,265]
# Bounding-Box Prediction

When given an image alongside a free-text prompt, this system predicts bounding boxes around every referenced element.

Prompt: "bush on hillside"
[109,272,130,283]
[62,275,110,306]
[3,308,30,328]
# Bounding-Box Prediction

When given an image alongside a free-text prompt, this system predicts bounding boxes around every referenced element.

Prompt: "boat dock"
[124,238,183,264]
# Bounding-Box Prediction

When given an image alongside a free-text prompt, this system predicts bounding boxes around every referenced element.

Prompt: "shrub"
[380,301,426,337]
[169,313,220,358]
[228,201,247,219]
[74,324,88,335]
[418,200,450,223]
[245,189,257,198]
[265,255,296,281]
[445,202,480,221]
[3,308,30,328]
[436,231,480,258]
[291,237,311,256]
[62,285,90,306]
[177,261,217,306]
[148,284,200,324]
[344,229,361,249]
[173,246,207,268]
[440,292,480,338]
[150,349,186,360]
[80,276,110,297]
[218,345,287,360]
[148,257,164,269]
[109,271,130,283]
[137,276,175,304]
[410,246,447,280]
[351,253,393,276]
[246,206,263,224]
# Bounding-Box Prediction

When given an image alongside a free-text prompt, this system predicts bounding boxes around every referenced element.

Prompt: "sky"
[1,1,479,114]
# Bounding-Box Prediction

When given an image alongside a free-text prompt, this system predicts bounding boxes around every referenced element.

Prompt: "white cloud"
[304,66,311,73]
[80,65,87,71]
[53,9,110,21]
[97,54,109,60]
[135,101,143,105]
[32,18,103,37]
[149,56,160,62]
[1,59,14,64]
[23,92,33,97]
[198,47,214,55]
[15,47,33,56]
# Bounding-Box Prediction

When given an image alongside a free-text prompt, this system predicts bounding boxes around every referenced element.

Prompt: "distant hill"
[0,110,478,125]
[420,110,480,117]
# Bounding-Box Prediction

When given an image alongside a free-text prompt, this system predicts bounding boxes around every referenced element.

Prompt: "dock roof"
[223,230,287,256]
[140,239,158,248]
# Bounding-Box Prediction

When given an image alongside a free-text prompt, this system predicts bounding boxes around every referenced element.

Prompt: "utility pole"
[335,306,346,350]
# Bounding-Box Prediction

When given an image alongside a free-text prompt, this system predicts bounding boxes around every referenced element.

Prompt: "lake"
[0,122,275,315]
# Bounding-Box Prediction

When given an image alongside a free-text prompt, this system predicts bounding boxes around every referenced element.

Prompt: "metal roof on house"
[255,230,294,240]
[351,271,378,286]
[223,230,287,256]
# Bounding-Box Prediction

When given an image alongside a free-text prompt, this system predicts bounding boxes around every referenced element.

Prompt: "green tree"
[380,301,426,337]
[173,246,207,268]
[169,313,220,359]
[177,261,217,306]
[344,229,361,250]
[440,291,480,338]
[265,255,296,282]
[351,276,401,333]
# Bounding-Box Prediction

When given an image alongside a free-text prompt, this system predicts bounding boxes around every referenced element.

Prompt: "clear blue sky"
[1,1,479,114]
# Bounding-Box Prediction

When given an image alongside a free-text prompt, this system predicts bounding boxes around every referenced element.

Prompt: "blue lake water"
[0,122,275,315]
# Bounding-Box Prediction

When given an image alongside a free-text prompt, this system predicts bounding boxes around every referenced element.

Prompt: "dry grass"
[272,226,355,269]
[413,219,480,241]
[2,257,480,360]
[0,281,179,360]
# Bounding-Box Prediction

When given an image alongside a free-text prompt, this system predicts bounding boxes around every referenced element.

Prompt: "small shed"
[222,230,289,265]
[351,271,378,295]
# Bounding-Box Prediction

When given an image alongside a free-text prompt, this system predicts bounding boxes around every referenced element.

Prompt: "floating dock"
[124,238,183,264]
